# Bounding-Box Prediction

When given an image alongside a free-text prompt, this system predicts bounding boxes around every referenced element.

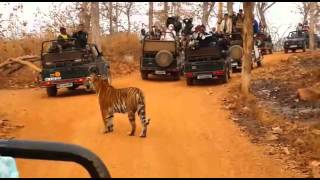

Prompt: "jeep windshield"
[287,31,307,39]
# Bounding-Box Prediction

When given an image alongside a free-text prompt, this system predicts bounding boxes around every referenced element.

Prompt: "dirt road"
[0,53,299,178]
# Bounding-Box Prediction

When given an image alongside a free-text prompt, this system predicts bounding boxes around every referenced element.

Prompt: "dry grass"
[101,32,141,62]
[0,32,141,89]
[0,32,141,63]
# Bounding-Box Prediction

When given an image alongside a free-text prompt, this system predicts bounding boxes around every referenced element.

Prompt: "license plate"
[231,62,238,67]
[45,77,61,81]
[197,74,212,79]
[155,70,166,75]
[57,83,73,88]
[290,45,297,48]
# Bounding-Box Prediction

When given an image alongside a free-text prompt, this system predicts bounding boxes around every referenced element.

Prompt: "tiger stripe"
[89,74,150,137]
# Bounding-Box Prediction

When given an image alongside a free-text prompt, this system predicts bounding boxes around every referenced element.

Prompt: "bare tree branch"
[264,2,276,12]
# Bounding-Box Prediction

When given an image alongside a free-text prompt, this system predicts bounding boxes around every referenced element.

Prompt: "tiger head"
[87,66,111,91]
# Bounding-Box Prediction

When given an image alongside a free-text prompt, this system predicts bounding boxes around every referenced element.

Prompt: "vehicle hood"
[285,38,305,42]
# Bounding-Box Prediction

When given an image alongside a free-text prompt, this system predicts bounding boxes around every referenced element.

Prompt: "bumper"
[185,70,225,79]
[140,67,180,73]
[39,77,88,88]
[230,59,242,69]
[284,44,304,49]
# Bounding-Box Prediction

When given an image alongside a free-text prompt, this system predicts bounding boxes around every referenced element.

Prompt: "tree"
[216,2,223,33]
[109,2,113,34]
[256,2,276,31]
[78,2,90,32]
[294,2,312,23]
[227,2,233,16]
[149,2,153,30]
[90,2,101,51]
[227,2,233,31]
[309,2,317,51]
[201,2,215,26]
[172,2,181,16]
[241,2,254,96]
[163,2,169,24]
[119,2,133,33]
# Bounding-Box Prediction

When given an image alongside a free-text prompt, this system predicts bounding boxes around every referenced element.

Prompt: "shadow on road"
[41,88,94,99]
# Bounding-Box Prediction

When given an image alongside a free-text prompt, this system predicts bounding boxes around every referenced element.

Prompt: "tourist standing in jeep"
[57,27,72,49]
[72,24,88,48]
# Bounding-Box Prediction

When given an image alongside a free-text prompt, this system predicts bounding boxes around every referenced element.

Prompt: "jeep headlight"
[74,59,82,63]
[257,40,262,46]
[45,62,53,66]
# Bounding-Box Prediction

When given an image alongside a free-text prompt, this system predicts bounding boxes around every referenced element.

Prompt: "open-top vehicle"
[38,39,111,97]
[140,33,183,80]
[184,37,231,86]
[283,30,320,53]
[228,32,263,72]
[0,139,111,178]
[256,32,273,55]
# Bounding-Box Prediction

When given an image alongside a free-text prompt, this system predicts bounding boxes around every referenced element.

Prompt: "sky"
[0,2,312,39]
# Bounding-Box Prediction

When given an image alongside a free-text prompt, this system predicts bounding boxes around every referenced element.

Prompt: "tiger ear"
[88,66,98,74]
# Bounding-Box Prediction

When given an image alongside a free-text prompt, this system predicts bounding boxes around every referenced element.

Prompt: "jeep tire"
[141,71,148,80]
[47,86,57,97]
[186,77,193,86]
[172,72,180,81]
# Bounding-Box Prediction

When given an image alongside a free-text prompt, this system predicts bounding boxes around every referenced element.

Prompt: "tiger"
[87,72,150,138]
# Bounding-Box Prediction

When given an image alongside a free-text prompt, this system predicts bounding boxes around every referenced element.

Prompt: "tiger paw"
[128,131,135,136]
[139,133,147,138]
[106,125,114,132]
[102,127,113,134]
[102,129,110,134]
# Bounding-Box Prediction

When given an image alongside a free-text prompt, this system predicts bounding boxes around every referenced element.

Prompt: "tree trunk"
[303,2,310,24]
[90,2,101,51]
[114,2,119,32]
[227,2,233,16]
[227,2,233,32]
[173,2,181,16]
[256,3,267,31]
[202,2,209,25]
[79,2,91,32]
[241,2,254,96]
[127,3,133,33]
[108,2,113,34]
[149,2,153,31]
[163,2,169,25]
[217,2,223,33]
[309,2,316,51]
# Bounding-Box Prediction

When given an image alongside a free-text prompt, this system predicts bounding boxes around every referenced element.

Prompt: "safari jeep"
[184,39,231,86]
[228,32,244,72]
[228,32,262,72]
[256,32,273,55]
[140,33,182,80]
[38,40,111,97]
[283,30,320,53]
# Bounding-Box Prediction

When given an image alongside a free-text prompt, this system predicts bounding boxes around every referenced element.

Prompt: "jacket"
[72,31,88,48]
[218,18,232,34]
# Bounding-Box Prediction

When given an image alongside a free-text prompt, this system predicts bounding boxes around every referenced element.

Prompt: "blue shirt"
[253,19,259,34]
[0,156,19,178]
